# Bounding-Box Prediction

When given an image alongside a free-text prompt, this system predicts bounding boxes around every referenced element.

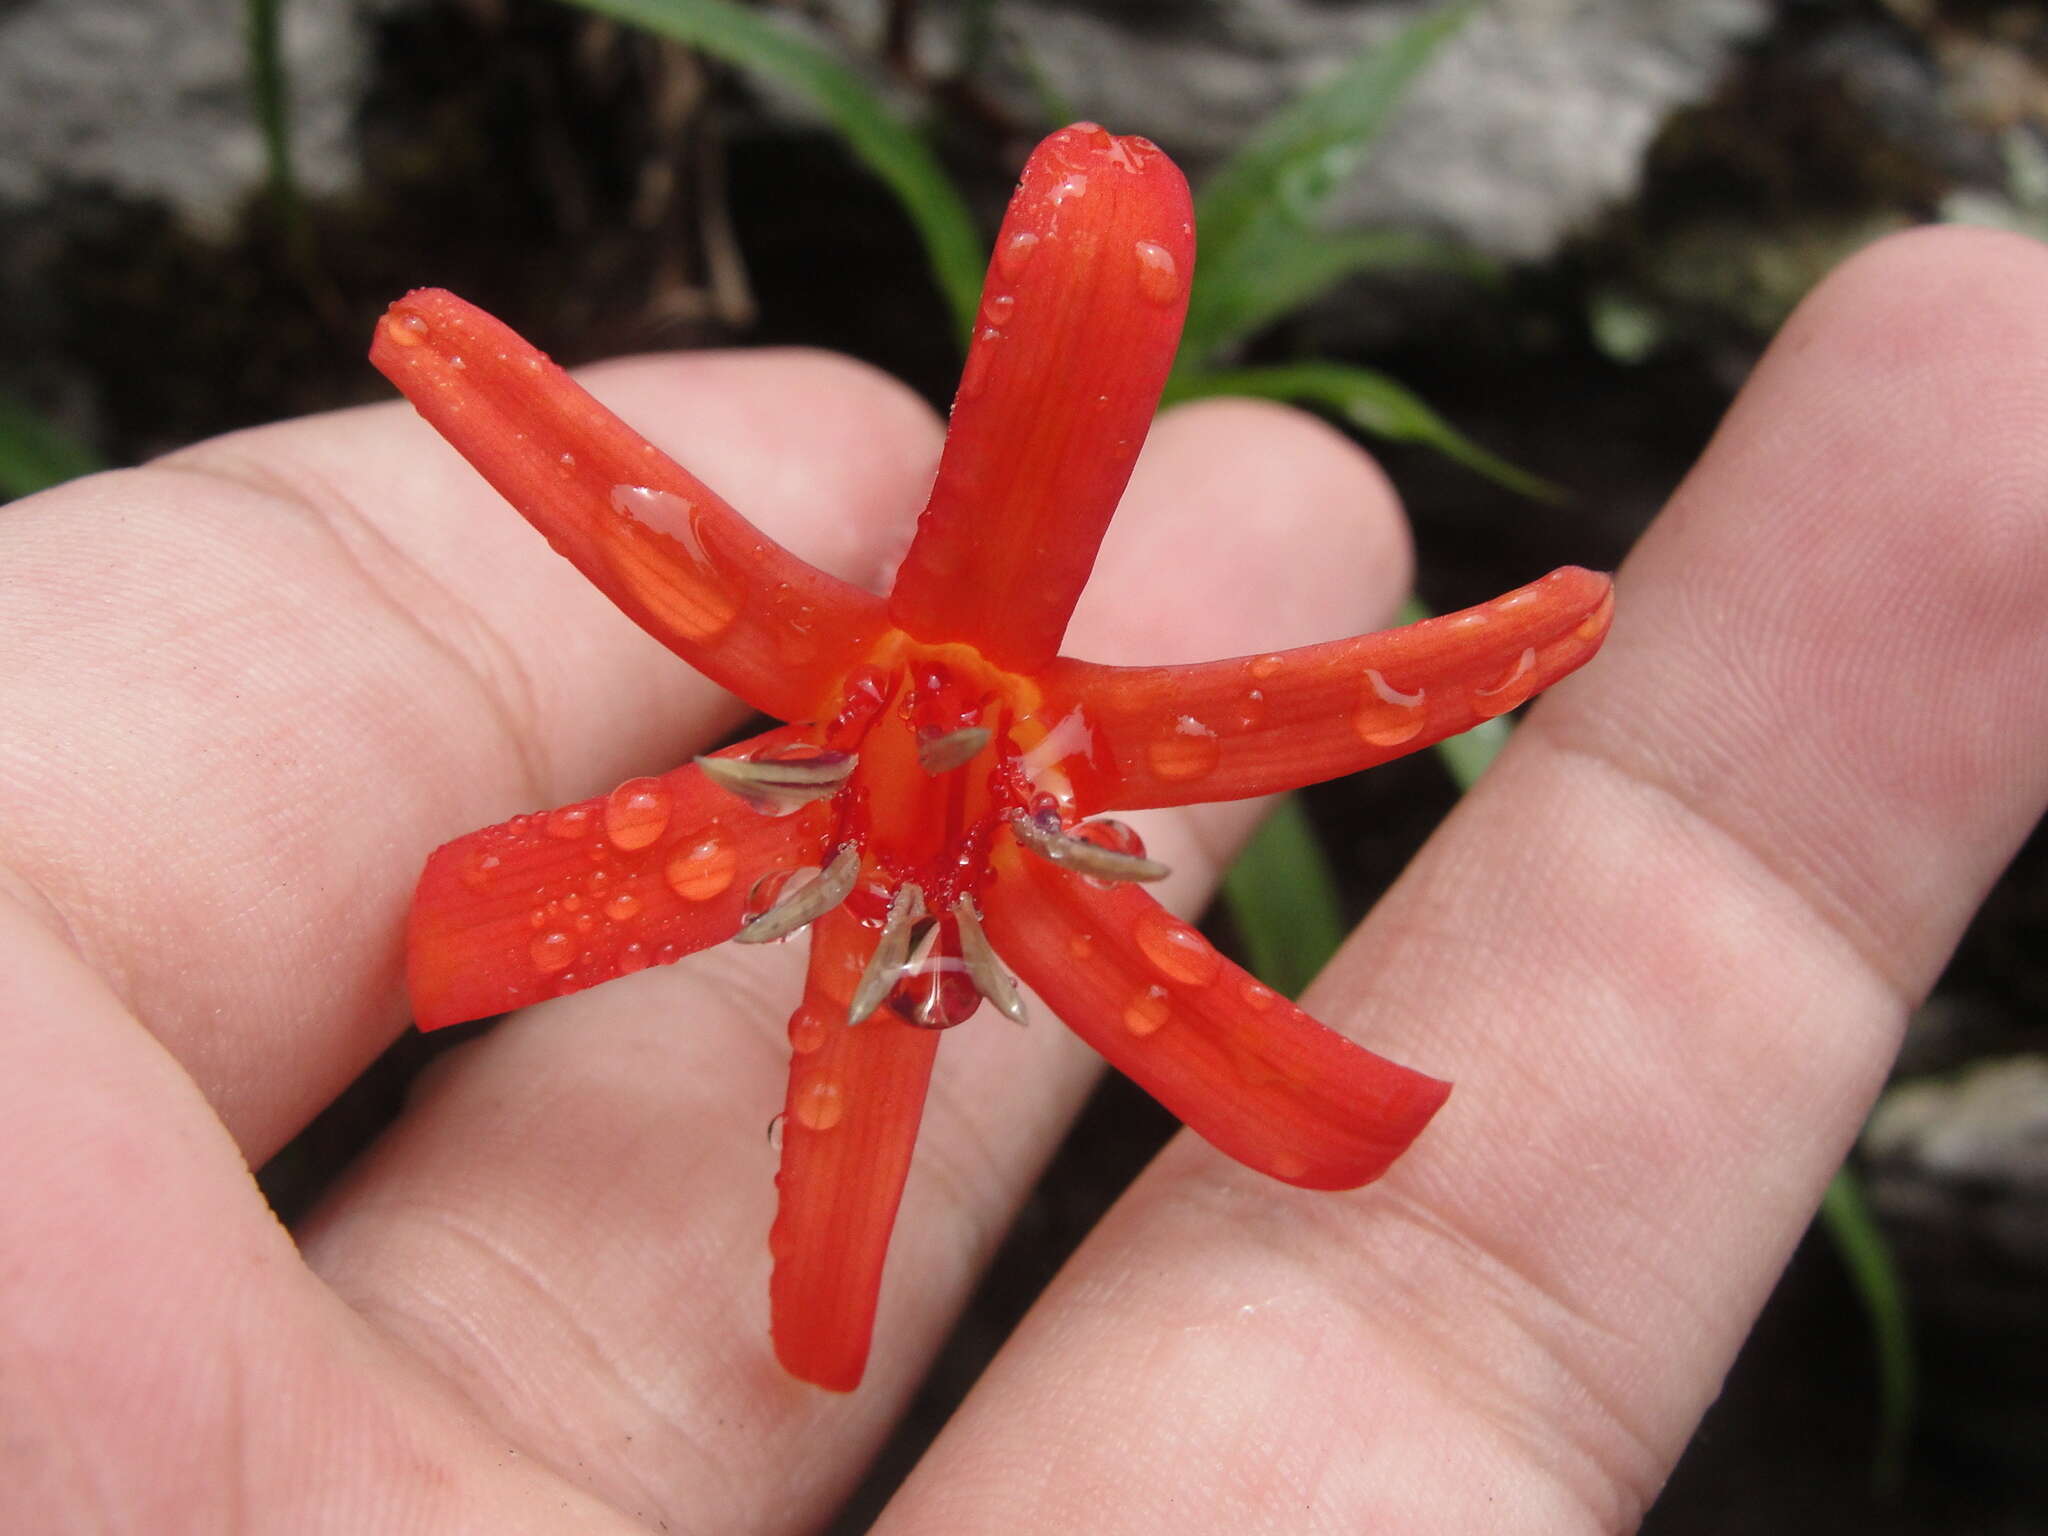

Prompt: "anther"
[696,749,856,816]
[1009,814,1171,883]
[916,726,991,775]
[734,844,863,943]
[849,882,925,1024]
[953,896,1027,1025]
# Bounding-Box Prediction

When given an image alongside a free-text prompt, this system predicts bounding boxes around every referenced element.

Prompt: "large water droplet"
[666,836,735,901]
[1136,913,1222,987]
[546,805,594,840]
[604,777,672,850]
[997,230,1040,282]
[530,930,575,973]
[981,290,1016,326]
[603,890,642,922]
[793,1078,846,1131]
[1472,647,1538,718]
[1354,669,1427,747]
[606,485,737,639]
[382,312,429,347]
[1122,984,1171,1037]
[1133,240,1182,304]
[1145,714,1221,782]
[789,1009,828,1055]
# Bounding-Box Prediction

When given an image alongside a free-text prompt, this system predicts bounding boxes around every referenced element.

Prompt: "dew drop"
[381,312,428,347]
[1050,171,1089,204]
[1472,647,1538,719]
[617,942,650,975]
[997,230,1040,282]
[1136,913,1221,986]
[666,837,736,901]
[766,1112,787,1151]
[604,776,672,850]
[448,355,466,370]
[561,893,583,913]
[957,328,1000,402]
[789,1009,828,1055]
[655,942,680,966]
[527,906,547,930]
[573,912,595,935]
[558,452,577,469]
[1240,979,1278,1012]
[1133,240,1182,304]
[586,869,611,892]
[606,485,737,639]
[793,1077,846,1131]
[981,290,1016,326]
[604,890,642,922]
[1068,932,1095,962]
[1354,669,1428,747]
[1249,653,1286,681]
[546,805,594,840]
[1122,984,1171,1037]
[1145,714,1221,782]
[1230,688,1267,731]
[529,930,574,973]
[461,849,503,891]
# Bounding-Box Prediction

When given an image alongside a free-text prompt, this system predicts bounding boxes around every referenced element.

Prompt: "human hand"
[3,223,2045,1532]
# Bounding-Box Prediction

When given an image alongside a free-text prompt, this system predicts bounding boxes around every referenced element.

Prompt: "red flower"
[371,123,1613,1391]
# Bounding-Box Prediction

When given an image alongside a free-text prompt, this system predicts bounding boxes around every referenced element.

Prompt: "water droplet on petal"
[766,1111,787,1151]
[617,942,650,974]
[1136,913,1221,986]
[789,1009,828,1055]
[1068,932,1095,962]
[1355,669,1428,747]
[1122,984,1171,1037]
[666,837,736,901]
[1240,979,1278,1012]
[957,328,1001,402]
[604,776,672,850]
[1472,647,1538,718]
[981,290,1015,326]
[1133,240,1181,304]
[1576,587,1615,641]
[462,849,503,891]
[997,230,1040,281]
[793,1078,845,1131]
[1249,653,1286,681]
[573,912,596,935]
[606,485,737,639]
[604,890,642,922]
[546,806,594,840]
[530,931,574,973]
[1145,715,1221,781]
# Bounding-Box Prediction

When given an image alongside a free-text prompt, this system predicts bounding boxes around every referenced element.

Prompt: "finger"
[298,398,1415,1531]
[0,347,940,1159]
[872,226,2048,1532]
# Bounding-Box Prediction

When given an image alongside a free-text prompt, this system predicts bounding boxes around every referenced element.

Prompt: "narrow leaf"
[0,395,102,498]
[1170,361,1561,503]
[1222,795,1346,999]
[556,0,984,343]
[1820,1165,1916,1493]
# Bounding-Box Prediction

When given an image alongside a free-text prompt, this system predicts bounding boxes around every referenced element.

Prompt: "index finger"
[0,347,942,1159]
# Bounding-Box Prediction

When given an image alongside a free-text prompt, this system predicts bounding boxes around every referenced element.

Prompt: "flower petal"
[769,906,941,1391]
[408,726,829,1029]
[371,288,888,723]
[983,839,1449,1190]
[1038,567,1614,812]
[887,124,1194,672]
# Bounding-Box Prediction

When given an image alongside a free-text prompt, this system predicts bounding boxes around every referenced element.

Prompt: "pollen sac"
[698,746,856,816]
[1010,811,1170,883]
[885,914,984,1030]
[735,844,862,944]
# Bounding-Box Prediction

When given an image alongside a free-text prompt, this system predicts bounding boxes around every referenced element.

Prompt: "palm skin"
[3,224,2046,1532]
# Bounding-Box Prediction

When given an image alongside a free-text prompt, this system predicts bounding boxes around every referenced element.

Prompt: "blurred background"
[2,1,2043,1529]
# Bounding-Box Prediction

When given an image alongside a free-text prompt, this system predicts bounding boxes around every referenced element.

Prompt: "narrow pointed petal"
[407,726,829,1029]
[983,838,1450,1189]
[1039,567,1615,813]
[770,906,942,1391]
[371,288,887,723]
[887,124,1194,672]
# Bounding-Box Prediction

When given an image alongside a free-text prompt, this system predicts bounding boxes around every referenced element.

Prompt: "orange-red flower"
[372,123,1613,1391]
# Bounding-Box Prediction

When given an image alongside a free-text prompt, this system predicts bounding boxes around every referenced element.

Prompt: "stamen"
[696,749,856,816]
[1009,814,1171,883]
[916,725,992,775]
[734,844,862,943]
[953,896,1027,1025]
[848,882,926,1025]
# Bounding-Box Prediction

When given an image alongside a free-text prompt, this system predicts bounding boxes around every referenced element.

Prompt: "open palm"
[4,225,2045,1532]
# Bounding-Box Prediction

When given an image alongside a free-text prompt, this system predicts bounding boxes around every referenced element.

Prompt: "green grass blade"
[1820,1165,1916,1492]
[1221,795,1347,999]
[0,396,102,499]
[1171,361,1560,502]
[1186,0,1482,362]
[1180,226,1494,365]
[557,0,985,344]
[244,0,300,221]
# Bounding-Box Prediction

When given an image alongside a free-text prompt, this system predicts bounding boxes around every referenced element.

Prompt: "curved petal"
[1036,567,1614,812]
[769,906,941,1391]
[983,837,1449,1190]
[371,288,889,723]
[887,124,1194,672]
[408,726,829,1029]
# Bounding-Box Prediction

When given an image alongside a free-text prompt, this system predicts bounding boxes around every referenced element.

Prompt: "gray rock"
[0,0,388,233]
